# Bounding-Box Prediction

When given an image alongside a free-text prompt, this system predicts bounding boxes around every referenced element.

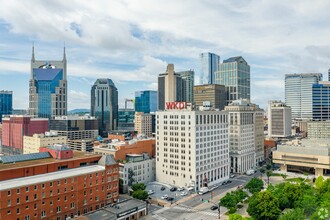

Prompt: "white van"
[246,169,255,175]
[198,187,209,194]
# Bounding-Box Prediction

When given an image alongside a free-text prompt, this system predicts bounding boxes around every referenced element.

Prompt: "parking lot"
[146,182,193,203]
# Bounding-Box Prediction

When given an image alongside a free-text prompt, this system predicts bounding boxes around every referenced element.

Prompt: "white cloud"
[68,90,90,110]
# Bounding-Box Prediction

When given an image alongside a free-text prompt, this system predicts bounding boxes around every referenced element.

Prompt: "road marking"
[173,205,219,217]
[151,214,168,220]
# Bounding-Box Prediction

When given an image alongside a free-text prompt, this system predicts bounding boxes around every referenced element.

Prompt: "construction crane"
[125,99,134,109]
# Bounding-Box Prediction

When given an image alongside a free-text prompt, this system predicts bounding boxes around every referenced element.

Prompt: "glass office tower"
[0,91,13,122]
[285,73,322,119]
[135,90,157,113]
[91,79,118,136]
[177,70,194,103]
[312,81,330,120]
[200,52,220,85]
[29,46,67,118]
[215,56,250,105]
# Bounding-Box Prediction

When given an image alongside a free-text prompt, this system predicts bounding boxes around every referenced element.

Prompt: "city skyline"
[1,1,330,110]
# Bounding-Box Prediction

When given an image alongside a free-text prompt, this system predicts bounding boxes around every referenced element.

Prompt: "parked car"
[237,184,244,190]
[166,197,174,201]
[246,169,255,176]
[210,205,218,211]
[198,187,209,194]
[178,187,184,191]
[170,187,177,192]
[148,190,155,195]
[160,186,166,191]
[181,191,188,196]
[227,180,232,184]
[230,174,235,178]
[161,194,168,199]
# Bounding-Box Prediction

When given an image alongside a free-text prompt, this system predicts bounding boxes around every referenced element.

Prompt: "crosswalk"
[173,205,219,217]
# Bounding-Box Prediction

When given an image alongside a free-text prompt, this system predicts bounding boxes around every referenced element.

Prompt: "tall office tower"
[328,69,330,81]
[158,64,183,110]
[268,100,292,138]
[285,73,322,119]
[135,90,158,113]
[215,56,250,105]
[194,84,226,110]
[225,100,263,173]
[29,46,67,119]
[313,81,330,120]
[91,79,118,136]
[177,70,195,103]
[156,105,229,191]
[0,91,12,122]
[200,52,220,84]
[1,115,48,155]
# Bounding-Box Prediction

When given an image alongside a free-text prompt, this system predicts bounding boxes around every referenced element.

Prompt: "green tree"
[278,208,305,220]
[131,183,146,191]
[266,164,272,170]
[234,189,248,202]
[319,178,330,193]
[245,177,264,194]
[315,176,324,189]
[296,194,318,216]
[229,213,245,220]
[132,189,148,200]
[247,191,281,220]
[220,192,237,210]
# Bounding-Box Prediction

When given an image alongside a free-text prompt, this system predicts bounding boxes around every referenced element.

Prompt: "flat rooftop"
[0,151,101,171]
[278,139,330,156]
[0,165,105,191]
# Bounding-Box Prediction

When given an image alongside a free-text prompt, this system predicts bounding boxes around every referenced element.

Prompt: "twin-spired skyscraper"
[29,46,67,119]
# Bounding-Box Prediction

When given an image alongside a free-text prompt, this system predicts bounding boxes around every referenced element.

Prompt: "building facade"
[177,70,194,103]
[200,52,220,85]
[91,79,118,136]
[215,56,250,105]
[225,100,263,173]
[134,112,153,137]
[156,106,229,190]
[1,115,48,155]
[117,109,135,131]
[23,132,67,154]
[194,84,226,110]
[0,91,13,123]
[94,139,156,161]
[158,64,183,110]
[268,100,292,138]
[273,139,330,176]
[49,115,99,152]
[29,46,67,118]
[119,154,155,193]
[312,81,330,120]
[285,73,322,119]
[134,90,158,113]
[0,149,119,220]
[307,121,330,138]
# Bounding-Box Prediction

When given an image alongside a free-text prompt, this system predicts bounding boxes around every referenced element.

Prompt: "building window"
[17,208,20,214]
[17,189,20,194]
[26,196,29,202]
[17,198,20,204]
[42,184,45,189]
[56,206,61,213]
[71,202,75,209]
[7,210,11,215]
[41,211,46,218]
[7,199,11,206]
[7,190,11,196]
[50,182,53,187]
[34,194,37,200]
[34,185,37,190]
[25,215,30,220]
[26,187,29,192]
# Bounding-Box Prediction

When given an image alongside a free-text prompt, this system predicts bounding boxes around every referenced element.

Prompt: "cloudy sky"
[1,0,330,110]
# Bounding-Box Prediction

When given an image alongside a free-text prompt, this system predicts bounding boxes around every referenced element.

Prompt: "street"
[144,172,261,220]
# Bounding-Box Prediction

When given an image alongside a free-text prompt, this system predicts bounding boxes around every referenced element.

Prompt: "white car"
[180,191,188,196]
[161,194,168,199]
[148,190,154,195]
[178,187,184,191]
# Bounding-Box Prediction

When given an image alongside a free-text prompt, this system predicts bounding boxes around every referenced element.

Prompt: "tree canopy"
[245,177,264,194]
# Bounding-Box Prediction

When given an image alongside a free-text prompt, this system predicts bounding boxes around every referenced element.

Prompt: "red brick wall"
[0,163,119,220]
[40,148,74,160]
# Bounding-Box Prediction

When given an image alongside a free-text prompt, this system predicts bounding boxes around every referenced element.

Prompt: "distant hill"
[68,109,90,114]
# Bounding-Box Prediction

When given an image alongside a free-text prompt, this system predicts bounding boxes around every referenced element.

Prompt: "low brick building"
[0,146,119,220]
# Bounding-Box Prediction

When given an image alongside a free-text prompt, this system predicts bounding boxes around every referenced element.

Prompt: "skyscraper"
[91,79,118,136]
[0,91,12,122]
[158,64,182,110]
[200,52,220,84]
[194,84,226,110]
[285,73,322,119]
[177,70,194,103]
[135,90,158,113]
[215,56,250,105]
[29,45,67,119]
[312,81,330,120]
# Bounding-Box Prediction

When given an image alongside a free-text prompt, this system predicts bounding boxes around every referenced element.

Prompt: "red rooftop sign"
[166,102,191,110]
